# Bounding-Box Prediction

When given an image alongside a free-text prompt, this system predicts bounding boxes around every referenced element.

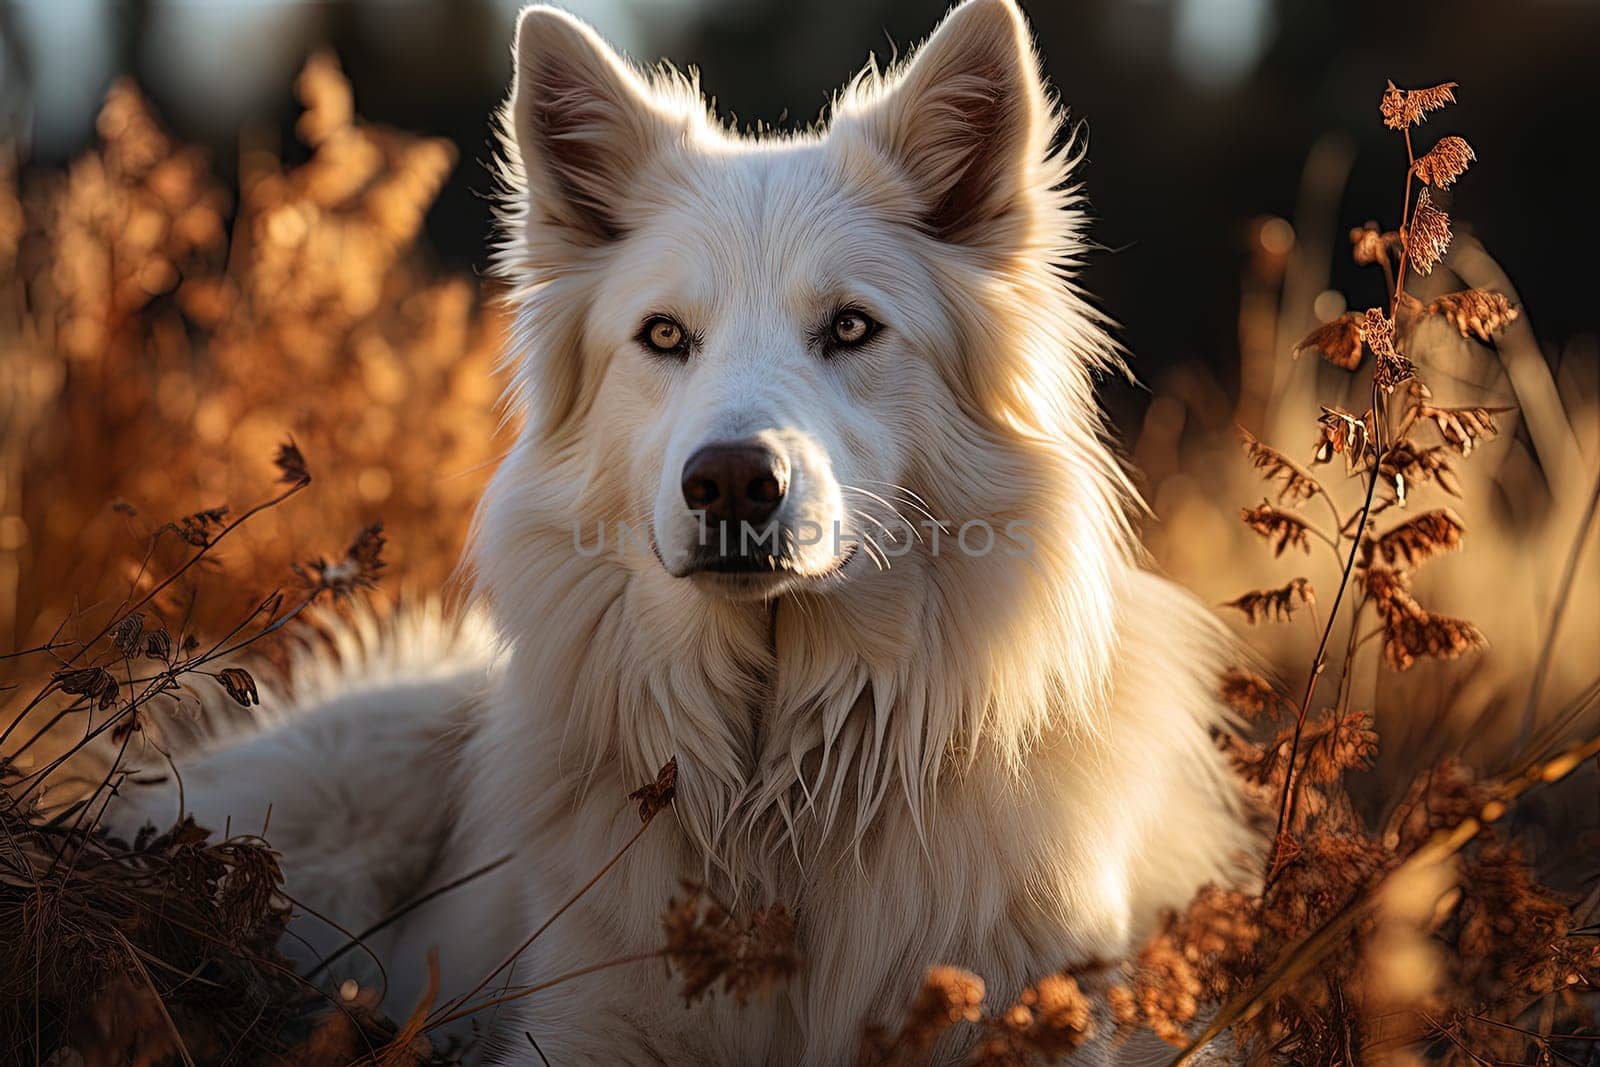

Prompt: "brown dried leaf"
[1412,135,1475,188]
[972,973,1094,1062]
[1365,565,1486,670]
[175,506,229,548]
[1240,429,1323,507]
[861,966,987,1065]
[53,666,121,710]
[1301,710,1380,784]
[274,438,312,486]
[1349,224,1405,268]
[1368,508,1465,569]
[143,628,174,662]
[1382,611,1486,671]
[1315,406,1374,470]
[1364,308,1416,393]
[1374,353,1417,395]
[629,757,679,823]
[294,522,387,597]
[1381,80,1459,130]
[1365,563,1423,619]
[1219,668,1285,720]
[1427,289,1519,342]
[1350,225,1383,266]
[1380,440,1462,504]
[662,883,798,1008]
[1419,403,1513,457]
[112,613,145,657]
[1362,307,1396,358]
[1224,578,1316,624]
[1294,312,1365,370]
[1240,502,1314,557]
[1404,189,1452,275]
[217,666,260,707]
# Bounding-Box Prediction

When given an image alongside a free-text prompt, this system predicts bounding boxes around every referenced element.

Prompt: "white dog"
[114,2,1254,1062]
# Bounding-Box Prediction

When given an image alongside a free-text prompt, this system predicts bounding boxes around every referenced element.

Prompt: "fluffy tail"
[105,602,499,991]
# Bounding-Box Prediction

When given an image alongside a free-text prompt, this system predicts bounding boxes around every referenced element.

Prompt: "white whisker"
[839,484,923,545]
[855,479,943,528]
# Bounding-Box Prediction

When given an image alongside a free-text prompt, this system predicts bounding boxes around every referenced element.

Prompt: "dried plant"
[1313,406,1373,471]
[876,77,1598,1067]
[0,442,468,1062]
[969,974,1094,1064]
[1241,429,1324,507]
[1241,501,1317,556]
[0,59,513,1064]
[1365,508,1466,568]
[1380,80,1458,130]
[1378,439,1462,504]
[1131,78,1597,1066]
[0,56,510,661]
[861,965,1101,1067]
[1410,135,1475,189]
[661,884,799,1006]
[1220,667,1287,720]
[1426,289,1520,342]
[859,966,987,1066]
[1404,189,1452,276]
[1294,313,1366,370]
[1225,577,1316,624]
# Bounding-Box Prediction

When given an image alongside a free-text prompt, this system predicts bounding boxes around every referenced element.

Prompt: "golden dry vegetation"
[0,53,508,661]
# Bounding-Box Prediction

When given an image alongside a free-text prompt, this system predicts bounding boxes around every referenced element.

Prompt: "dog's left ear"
[834,0,1050,248]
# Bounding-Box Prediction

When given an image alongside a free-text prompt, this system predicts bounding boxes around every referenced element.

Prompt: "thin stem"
[428,811,659,1025]
[1331,597,1372,713]
[1314,487,1344,544]
[1267,383,1384,884]
[308,853,514,980]
[1390,128,1418,317]
[1,477,309,751]
[82,480,308,662]
[425,950,670,1031]
[0,641,68,662]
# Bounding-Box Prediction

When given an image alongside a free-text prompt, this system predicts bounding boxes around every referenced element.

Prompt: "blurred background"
[1,0,1596,768]
[4,0,1598,389]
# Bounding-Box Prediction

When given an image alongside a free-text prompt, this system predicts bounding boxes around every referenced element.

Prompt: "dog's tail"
[105,600,501,988]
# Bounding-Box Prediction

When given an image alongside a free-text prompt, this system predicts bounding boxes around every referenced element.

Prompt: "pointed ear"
[834,0,1051,247]
[508,6,680,243]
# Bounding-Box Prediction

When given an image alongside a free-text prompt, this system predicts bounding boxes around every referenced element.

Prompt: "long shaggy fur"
[111,3,1257,1063]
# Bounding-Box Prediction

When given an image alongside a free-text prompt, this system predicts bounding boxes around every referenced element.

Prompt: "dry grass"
[2,64,1596,1066]
[0,52,507,662]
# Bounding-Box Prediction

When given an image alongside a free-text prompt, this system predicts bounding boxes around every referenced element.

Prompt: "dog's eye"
[828,309,879,351]
[639,316,689,356]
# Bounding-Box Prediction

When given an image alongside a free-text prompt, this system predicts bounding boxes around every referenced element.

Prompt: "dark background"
[3,0,1595,406]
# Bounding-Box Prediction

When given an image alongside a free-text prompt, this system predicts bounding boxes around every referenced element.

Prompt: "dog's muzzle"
[679,440,791,574]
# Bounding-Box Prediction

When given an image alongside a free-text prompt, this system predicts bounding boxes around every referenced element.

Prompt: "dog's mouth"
[651,528,860,595]
[690,540,859,576]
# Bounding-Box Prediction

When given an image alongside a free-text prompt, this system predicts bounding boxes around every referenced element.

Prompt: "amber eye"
[830,309,878,349]
[639,316,689,356]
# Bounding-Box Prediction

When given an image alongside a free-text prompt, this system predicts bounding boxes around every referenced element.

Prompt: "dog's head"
[495,0,1101,602]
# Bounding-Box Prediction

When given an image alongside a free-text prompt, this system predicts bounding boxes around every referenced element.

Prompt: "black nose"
[681,442,789,527]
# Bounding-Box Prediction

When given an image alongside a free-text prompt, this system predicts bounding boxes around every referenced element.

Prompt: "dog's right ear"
[508,7,677,244]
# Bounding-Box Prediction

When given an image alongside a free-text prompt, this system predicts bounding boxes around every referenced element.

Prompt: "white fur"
[111,2,1255,1062]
